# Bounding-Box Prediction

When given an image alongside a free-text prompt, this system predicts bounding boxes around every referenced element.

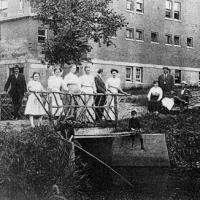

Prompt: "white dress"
[63,72,81,116]
[47,76,64,116]
[105,77,121,120]
[25,80,46,116]
[79,74,96,122]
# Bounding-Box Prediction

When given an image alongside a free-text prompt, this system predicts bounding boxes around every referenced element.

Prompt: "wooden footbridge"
[0,92,134,137]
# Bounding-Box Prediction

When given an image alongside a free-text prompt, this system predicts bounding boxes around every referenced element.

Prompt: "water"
[90,167,200,200]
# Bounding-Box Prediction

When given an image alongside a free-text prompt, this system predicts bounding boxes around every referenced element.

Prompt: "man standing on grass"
[4,65,27,120]
[158,67,174,96]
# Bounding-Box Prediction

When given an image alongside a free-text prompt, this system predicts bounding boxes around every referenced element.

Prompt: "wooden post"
[114,94,118,129]
[0,94,2,121]
[48,95,53,125]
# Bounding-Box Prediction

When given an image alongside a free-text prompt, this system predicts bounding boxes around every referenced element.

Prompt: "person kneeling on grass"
[128,110,145,150]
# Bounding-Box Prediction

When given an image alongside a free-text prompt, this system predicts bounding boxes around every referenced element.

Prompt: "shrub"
[0,125,90,200]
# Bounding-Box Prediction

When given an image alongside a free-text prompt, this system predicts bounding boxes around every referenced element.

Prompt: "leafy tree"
[31,0,127,66]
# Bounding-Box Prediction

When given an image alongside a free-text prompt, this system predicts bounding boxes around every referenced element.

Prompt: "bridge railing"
[0,92,131,128]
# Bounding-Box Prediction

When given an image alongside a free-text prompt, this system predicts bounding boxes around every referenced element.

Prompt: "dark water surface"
[89,167,200,200]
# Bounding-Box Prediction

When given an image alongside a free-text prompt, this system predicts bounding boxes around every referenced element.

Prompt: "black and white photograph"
[0,0,200,199]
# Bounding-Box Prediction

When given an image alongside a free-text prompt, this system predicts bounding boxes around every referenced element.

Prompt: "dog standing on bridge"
[128,110,145,150]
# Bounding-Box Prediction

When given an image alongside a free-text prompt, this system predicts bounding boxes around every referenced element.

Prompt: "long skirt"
[148,95,161,113]
[25,93,46,116]
[45,93,64,116]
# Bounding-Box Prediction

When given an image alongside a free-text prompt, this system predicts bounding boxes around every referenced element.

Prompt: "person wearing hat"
[4,65,27,120]
[158,67,174,96]
[174,81,192,111]
[105,68,127,120]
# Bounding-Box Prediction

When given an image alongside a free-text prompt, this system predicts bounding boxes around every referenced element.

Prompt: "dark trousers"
[11,94,23,119]
[95,94,106,121]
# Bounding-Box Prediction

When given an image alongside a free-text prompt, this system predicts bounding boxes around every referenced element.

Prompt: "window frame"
[174,35,181,46]
[126,28,134,40]
[38,28,48,44]
[151,32,159,43]
[136,0,144,13]
[165,0,172,18]
[135,67,143,83]
[125,67,133,82]
[165,34,172,45]
[174,2,181,20]
[175,69,181,84]
[187,37,193,48]
[126,0,134,11]
[135,29,144,41]
[0,0,8,10]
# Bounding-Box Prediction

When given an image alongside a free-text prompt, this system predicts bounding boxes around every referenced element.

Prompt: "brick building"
[0,0,200,91]
[90,0,200,88]
[0,0,49,91]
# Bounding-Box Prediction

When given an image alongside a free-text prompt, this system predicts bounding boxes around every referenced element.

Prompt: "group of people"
[147,66,192,115]
[4,64,127,127]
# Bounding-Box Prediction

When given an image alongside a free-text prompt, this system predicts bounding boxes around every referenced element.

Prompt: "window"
[19,0,23,12]
[199,72,200,86]
[187,37,193,48]
[0,0,8,10]
[174,35,180,46]
[126,28,134,39]
[136,0,144,13]
[165,0,172,18]
[136,67,143,82]
[136,29,144,41]
[38,28,48,43]
[175,70,181,84]
[126,0,134,11]
[165,34,172,44]
[151,32,158,43]
[174,2,181,20]
[126,67,133,82]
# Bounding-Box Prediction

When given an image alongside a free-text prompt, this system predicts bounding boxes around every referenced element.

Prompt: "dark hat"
[131,110,137,115]
[14,65,20,69]
[110,68,119,73]
[163,66,169,70]
[153,80,158,84]
[97,68,103,74]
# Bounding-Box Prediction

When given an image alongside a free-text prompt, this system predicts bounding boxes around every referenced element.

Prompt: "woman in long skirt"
[25,72,46,127]
[147,80,163,114]
[47,67,65,117]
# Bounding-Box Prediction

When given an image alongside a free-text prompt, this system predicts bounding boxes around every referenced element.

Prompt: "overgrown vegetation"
[0,126,90,199]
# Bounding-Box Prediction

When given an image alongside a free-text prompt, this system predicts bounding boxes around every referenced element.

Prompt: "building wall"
[90,0,200,86]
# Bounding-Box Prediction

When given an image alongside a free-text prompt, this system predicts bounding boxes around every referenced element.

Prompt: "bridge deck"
[0,120,131,138]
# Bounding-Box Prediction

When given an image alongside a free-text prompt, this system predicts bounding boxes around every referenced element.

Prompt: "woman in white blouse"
[105,69,127,120]
[147,80,163,114]
[79,66,96,122]
[47,67,65,117]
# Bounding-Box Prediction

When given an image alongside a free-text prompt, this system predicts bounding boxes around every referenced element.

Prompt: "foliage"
[30,0,127,66]
[0,125,90,199]
[140,109,200,168]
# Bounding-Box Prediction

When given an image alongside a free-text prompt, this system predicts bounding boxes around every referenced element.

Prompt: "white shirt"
[63,72,81,92]
[106,77,121,94]
[147,86,163,101]
[48,76,65,92]
[79,74,96,93]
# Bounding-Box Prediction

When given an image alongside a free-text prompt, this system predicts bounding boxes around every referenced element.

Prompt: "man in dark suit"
[158,67,174,96]
[94,68,107,122]
[4,65,27,119]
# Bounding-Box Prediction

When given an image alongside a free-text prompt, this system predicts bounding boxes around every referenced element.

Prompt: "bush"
[0,125,90,200]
